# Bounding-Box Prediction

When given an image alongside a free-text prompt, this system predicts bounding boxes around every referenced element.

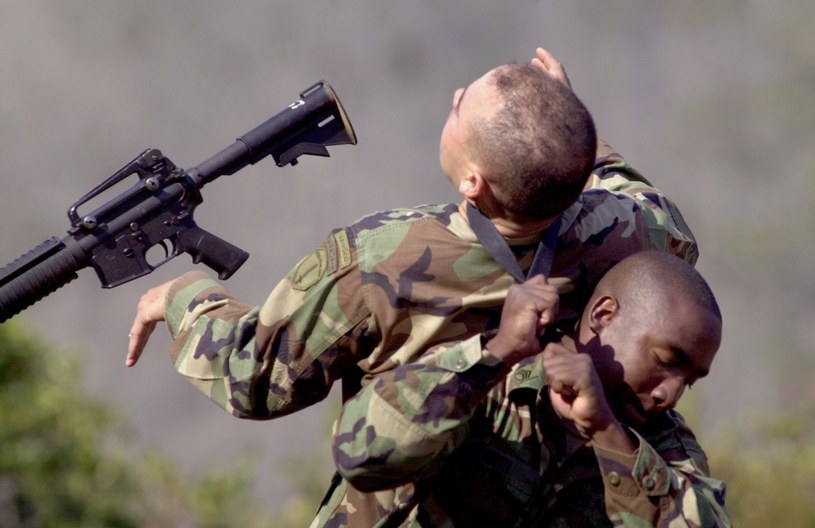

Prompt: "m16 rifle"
[0,81,356,323]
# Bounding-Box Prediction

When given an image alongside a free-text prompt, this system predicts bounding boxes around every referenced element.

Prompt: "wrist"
[590,419,637,456]
[484,334,522,366]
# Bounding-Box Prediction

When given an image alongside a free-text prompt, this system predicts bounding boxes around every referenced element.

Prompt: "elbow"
[333,438,410,492]
[340,469,405,494]
[332,418,418,492]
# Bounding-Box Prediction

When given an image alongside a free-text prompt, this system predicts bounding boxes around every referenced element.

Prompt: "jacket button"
[608,471,621,486]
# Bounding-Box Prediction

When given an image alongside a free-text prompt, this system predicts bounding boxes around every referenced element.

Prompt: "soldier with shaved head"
[328,251,728,527]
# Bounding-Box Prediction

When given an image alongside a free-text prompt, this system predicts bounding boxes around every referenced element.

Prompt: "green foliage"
[0,322,134,527]
[269,456,335,528]
[0,322,285,528]
[705,404,815,527]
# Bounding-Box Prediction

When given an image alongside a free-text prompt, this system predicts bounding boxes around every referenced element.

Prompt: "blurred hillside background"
[1,0,813,525]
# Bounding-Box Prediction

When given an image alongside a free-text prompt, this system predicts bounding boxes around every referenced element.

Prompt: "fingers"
[547,276,574,295]
[532,48,560,74]
[542,343,618,437]
[125,280,172,367]
[542,342,583,394]
[542,343,603,405]
[488,275,562,364]
[531,47,572,89]
[543,343,590,429]
[513,275,560,327]
[126,321,156,367]
[537,286,559,328]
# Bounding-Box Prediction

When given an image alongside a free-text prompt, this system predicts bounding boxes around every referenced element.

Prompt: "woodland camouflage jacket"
[322,335,730,527]
[162,143,697,421]
[160,143,707,525]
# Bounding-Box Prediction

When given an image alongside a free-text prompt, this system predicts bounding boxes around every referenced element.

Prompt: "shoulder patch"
[334,230,352,270]
[292,248,328,291]
[325,229,353,275]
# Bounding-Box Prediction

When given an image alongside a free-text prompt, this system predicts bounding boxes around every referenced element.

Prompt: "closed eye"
[654,352,704,389]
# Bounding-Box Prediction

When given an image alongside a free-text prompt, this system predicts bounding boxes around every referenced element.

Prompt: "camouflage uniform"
[159,142,699,524]
[162,143,695,421]
[325,335,730,527]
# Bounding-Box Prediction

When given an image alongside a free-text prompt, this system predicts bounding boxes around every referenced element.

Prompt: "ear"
[458,171,490,200]
[587,295,619,336]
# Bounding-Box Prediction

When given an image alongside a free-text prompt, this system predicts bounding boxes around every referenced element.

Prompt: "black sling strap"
[466,202,560,282]
[342,204,562,404]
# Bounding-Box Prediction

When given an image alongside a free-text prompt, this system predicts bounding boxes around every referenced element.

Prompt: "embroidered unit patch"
[292,248,328,291]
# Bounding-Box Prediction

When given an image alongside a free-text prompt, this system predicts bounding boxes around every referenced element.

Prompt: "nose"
[452,88,464,109]
[651,376,686,411]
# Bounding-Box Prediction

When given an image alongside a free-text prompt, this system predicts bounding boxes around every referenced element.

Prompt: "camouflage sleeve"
[592,413,731,527]
[332,334,510,492]
[585,140,698,264]
[163,228,370,419]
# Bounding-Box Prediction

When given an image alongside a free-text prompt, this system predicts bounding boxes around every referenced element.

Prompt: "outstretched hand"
[126,280,173,367]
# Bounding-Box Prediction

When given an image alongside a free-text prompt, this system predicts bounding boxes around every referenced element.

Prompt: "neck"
[460,201,555,238]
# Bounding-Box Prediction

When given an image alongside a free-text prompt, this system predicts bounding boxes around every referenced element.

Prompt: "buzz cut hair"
[468,63,597,221]
[596,251,722,324]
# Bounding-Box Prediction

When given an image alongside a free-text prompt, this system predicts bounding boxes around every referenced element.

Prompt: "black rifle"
[0,81,356,324]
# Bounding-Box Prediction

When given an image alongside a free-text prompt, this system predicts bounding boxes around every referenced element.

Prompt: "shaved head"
[590,251,721,326]
[468,63,597,221]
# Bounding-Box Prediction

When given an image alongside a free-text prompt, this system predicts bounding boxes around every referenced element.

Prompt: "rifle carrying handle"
[0,237,81,323]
